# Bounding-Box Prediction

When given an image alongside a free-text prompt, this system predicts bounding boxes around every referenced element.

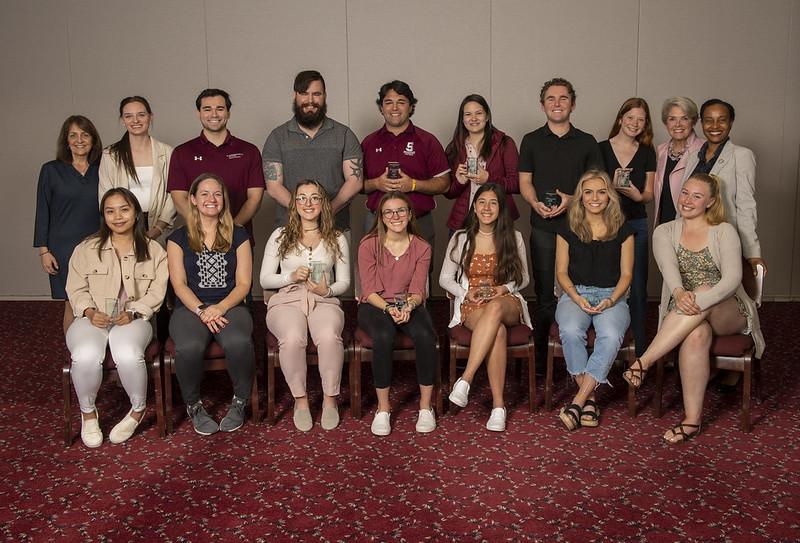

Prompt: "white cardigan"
[439,230,531,328]
[260,228,350,296]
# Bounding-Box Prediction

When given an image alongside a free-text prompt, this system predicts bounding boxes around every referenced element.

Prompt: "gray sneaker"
[219,396,247,432]
[187,402,218,435]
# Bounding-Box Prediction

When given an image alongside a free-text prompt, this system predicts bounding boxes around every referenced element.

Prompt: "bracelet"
[39,250,50,257]
[411,179,417,192]
[605,297,615,306]
[566,285,577,292]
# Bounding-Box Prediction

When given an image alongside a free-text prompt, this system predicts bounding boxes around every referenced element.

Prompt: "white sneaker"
[80,409,103,448]
[449,377,470,408]
[486,407,507,432]
[109,409,144,444]
[415,408,436,433]
[371,411,391,436]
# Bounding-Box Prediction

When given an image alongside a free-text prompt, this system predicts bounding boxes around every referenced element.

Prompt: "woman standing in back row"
[99,96,175,243]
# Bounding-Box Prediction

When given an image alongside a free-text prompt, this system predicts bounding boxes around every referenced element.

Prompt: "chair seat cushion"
[164,337,225,359]
[711,334,754,357]
[449,324,532,347]
[354,327,415,349]
[102,339,161,369]
[549,322,633,347]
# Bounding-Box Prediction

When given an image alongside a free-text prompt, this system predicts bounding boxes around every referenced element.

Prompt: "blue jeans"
[628,218,649,356]
[555,286,630,385]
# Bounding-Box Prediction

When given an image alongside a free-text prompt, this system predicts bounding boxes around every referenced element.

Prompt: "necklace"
[477,229,495,237]
[667,140,687,162]
[303,227,319,232]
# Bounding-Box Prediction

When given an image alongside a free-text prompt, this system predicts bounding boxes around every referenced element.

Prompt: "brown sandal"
[623,358,648,389]
[663,422,701,445]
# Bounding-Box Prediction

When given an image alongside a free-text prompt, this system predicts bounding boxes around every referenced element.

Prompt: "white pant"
[66,317,152,413]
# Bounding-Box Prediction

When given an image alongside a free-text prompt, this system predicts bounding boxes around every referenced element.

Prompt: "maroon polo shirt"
[361,122,450,215]
[167,131,265,234]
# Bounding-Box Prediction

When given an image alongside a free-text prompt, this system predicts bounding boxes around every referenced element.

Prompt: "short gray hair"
[661,96,699,125]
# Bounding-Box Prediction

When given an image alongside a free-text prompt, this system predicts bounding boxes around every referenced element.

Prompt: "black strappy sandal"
[664,422,702,445]
[559,403,582,431]
[623,358,648,389]
[580,399,600,427]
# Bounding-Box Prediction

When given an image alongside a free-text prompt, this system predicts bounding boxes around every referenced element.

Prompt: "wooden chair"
[160,337,260,434]
[544,323,637,415]
[446,297,536,412]
[350,326,443,419]
[62,338,163,446]
[653,262,765,432]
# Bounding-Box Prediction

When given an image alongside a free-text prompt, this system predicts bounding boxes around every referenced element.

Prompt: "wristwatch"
[195,304,208,316]
[126,309,142,319]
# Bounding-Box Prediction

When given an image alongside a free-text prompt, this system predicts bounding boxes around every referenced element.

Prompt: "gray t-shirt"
[262,117,362,230]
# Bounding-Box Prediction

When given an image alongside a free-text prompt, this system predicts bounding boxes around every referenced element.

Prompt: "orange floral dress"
[460,253,523,324]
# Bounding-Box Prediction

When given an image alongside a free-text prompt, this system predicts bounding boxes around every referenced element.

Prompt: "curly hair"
[277,180,342,262]
[449,183,523,286]
[567,170,626,243]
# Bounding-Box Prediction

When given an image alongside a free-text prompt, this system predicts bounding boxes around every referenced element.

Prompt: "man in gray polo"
[263,70,363,231]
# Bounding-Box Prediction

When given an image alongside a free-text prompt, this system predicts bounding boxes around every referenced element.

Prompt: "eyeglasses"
[295,195,322,205]
[382,207,409,219]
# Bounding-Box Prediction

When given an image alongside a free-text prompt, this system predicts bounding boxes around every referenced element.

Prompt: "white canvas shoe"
[448,378,470,408]
[486,407,507,432]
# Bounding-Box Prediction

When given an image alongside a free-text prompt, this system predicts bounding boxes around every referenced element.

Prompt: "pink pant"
[266,303,345,397]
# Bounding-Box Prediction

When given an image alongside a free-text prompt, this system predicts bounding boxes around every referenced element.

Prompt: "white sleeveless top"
[129,166,154,212]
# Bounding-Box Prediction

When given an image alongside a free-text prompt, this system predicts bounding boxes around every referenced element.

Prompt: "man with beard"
[168,88,265,238]
[263,70,363,231]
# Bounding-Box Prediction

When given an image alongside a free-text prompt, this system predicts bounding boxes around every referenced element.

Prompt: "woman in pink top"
[357,191,437,436]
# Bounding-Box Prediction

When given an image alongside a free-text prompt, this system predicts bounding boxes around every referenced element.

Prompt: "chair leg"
[267,352,276,425]
[627,349,637,418]
[655,358,664,419]
[352,345,362,419]
[62,363,72,447]
[164,354,174,435]
[742,358,752,432]
[754,358,762,405]
[448,348,457,412]
[152,355,166,438]
[250,365,260,424]
[545,341,554,411]
[528,342,536,413]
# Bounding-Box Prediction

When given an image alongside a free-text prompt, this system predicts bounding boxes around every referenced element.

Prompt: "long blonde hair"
[277,180,342,262]
[685,173,726,226]
[567,169,625,243]
[186,173,234,253]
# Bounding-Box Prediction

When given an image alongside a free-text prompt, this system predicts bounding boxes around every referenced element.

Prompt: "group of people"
[33,72,765,447]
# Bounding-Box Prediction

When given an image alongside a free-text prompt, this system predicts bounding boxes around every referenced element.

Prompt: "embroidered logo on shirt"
[375,147,382,153]
[403,142,415,156]
[194,156,203,161]
[227,153,244,160]
[197,248,227,289]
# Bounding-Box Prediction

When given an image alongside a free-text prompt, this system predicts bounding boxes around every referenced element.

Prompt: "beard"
[293,100,327,128]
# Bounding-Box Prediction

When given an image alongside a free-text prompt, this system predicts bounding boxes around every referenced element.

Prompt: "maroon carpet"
[1,300,798,541]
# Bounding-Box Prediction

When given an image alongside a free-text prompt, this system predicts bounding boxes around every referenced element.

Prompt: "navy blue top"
[167,226,249,307]
[33,160,100,299]
[558,222,634,288]
[599,140,656,221]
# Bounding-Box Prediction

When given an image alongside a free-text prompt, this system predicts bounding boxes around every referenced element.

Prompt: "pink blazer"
[653,131,704,224]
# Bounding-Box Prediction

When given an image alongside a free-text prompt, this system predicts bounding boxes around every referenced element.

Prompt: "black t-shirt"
[557,222,634,288]
[599,140,656,220]
[659,157,679,224]
[167,225,250,307]
[519,124,602,233]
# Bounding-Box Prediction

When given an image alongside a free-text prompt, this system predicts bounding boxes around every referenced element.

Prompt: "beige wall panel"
[205,0,350,275]
[2,1,73,297]
[491,0,640,295]
[788,0,800,297]
[66,0,208,149]
[347,0,491,294]
[638,0,795,297]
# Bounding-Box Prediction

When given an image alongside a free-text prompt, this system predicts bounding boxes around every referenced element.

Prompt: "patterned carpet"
[1,300,798,542]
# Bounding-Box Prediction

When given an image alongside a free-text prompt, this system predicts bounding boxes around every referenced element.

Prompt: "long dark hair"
[450,183,522,285]
[108,96,152,184]
[446,94,495,165]
[95,187,150,261]
[607,97,654,148]
[56,115,102,164]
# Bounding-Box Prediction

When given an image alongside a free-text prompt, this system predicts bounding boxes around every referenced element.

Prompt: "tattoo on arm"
[349,158,363,181]
[264,161,280,182]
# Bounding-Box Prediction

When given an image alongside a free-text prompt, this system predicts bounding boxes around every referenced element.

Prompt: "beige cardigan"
[99,137,176,230]
[653,218,764,357]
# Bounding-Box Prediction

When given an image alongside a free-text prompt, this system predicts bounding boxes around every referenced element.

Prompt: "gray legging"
[169,305,254,405]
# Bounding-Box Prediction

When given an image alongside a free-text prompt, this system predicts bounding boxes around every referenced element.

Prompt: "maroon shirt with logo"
[361,122,449,215]
[167,131,265,234]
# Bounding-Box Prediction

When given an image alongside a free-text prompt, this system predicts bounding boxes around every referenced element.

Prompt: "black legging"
[357,303,437,388]
[169,305,254,405]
